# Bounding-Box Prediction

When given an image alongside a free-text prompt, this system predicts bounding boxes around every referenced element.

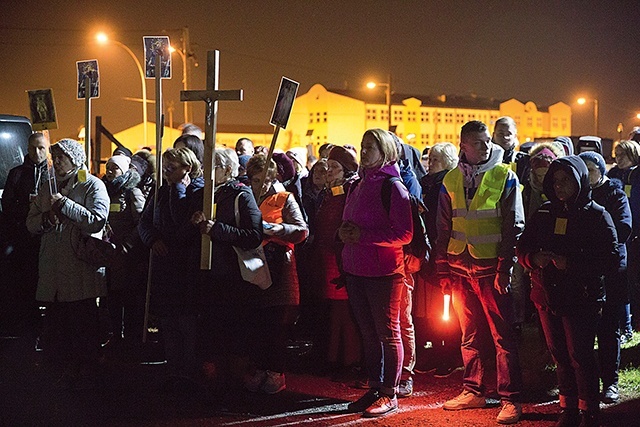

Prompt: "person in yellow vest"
[435,121,525,424]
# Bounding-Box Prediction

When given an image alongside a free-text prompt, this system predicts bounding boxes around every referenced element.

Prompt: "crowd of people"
[2,119,640,427]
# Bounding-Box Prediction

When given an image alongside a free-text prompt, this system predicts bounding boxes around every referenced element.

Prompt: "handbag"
[70,224,118,268]
[232,193,272,290]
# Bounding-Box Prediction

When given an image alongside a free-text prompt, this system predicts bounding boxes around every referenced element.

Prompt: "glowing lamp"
[442,293,451,321]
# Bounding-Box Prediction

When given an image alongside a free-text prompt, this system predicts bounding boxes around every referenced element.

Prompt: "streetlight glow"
[95,32,148,145]
[576,96,599,136]
[366,76,392,131]
[96,32,108,44]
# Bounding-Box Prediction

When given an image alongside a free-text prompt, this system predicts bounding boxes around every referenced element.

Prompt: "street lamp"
[577,96,599,136]
[96,32,148,146]
[367,74,392,131]
[169,46,189,124]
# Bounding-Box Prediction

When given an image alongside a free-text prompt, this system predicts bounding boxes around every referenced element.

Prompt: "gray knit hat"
[52,139,86,167]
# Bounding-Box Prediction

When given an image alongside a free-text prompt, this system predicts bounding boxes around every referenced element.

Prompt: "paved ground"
[1,332,639,427]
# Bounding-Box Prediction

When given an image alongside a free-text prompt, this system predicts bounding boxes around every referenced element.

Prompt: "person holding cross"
[190,147,264,385]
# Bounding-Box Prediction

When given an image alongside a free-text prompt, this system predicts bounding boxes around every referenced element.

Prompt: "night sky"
[2,1,639,144]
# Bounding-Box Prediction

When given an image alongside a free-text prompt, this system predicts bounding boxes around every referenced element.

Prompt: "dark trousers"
[346,274,403,396]
[598,300,623,388]
[451,274,522,402]
[247,305,298,374]
[537,306,601,411]
[42,298,100,371]
[160,314,198,378]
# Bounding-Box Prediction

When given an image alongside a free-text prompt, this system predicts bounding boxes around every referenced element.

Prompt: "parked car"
[0,115,32,208]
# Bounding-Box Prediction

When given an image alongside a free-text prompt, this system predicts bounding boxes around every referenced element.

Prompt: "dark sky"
[2,1,639,142]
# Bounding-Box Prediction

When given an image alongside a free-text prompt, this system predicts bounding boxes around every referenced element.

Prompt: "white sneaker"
[443,390,486,410]
[244,369,267,392]
[261,370,286,394]
[496,401,522,424]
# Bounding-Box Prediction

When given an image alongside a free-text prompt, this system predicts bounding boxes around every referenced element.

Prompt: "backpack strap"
[381,176,402,214]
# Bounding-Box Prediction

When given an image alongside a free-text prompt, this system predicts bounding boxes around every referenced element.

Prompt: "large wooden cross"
[181,50,243,269]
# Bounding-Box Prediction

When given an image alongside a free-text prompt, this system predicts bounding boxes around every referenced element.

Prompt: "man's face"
[460,130,491,165]
[28,136,49,164]
[493,123,518,151]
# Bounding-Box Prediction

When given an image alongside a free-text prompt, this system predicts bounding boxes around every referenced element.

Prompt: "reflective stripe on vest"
[443,164,509,259]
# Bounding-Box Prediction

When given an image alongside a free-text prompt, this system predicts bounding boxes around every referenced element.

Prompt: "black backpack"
[381,177,431,274]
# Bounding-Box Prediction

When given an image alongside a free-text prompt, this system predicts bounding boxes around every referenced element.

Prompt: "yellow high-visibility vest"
[443,164,509,259]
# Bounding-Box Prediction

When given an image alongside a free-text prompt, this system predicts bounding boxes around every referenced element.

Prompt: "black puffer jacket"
[517,155,620,315]
[591,177,632,303]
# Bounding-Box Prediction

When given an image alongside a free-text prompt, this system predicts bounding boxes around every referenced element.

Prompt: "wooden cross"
[181,50,243,269]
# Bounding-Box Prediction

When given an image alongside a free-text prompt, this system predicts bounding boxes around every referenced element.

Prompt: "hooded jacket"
[517,155,620,314]
[341,162,412,278]
[26,167,109,302]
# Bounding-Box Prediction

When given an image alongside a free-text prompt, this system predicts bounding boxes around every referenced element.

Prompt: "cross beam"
[181,50,243,269]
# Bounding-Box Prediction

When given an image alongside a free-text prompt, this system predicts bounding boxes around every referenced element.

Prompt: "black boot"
[579,410,599,427]
[556,408,580,427]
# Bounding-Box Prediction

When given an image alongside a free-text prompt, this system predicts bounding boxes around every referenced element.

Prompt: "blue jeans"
[399,276,416,378]
[451,274,522,402]
[346,274,403,396]
[537,306,601,411]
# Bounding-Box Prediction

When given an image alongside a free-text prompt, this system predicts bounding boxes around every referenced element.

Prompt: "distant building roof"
[189,123,274,134]
[328,88,504,110]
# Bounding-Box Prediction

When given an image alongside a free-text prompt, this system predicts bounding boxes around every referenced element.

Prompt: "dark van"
[0,115,32,207]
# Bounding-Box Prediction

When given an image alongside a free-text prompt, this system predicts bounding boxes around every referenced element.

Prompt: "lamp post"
[169,46,189,124]
[96,32,148,146]
[577,97,599,136]
[367,74,392,131]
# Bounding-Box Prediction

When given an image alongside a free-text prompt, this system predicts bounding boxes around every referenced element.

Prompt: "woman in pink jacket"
[339,128,413,418]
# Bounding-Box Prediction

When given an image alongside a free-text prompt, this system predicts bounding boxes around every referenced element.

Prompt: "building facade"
[286,84,571,155]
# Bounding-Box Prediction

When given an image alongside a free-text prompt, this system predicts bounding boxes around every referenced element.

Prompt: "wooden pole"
[143,57,164,344]
[84,76,91,171]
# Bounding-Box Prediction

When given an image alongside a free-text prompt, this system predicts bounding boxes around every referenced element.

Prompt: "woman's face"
[585,161,602,187]
[428,151,446,174]
[52,151,75,177]
[214,163,231,185]
[163,160,190,184]
[615,147,633,169]
[105,162,123,182]
[326,159,345,185]
[312,163,328,189]
[250,171,272,197]
[360,134,383,169]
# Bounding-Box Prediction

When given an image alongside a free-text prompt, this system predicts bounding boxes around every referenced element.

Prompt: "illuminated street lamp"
[96,32,148,146]
[169,45,190,124]
[367,74,392,131]
[577,96,599,136]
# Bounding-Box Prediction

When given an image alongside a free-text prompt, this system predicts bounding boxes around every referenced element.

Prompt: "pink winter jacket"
[341,162,413,278]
